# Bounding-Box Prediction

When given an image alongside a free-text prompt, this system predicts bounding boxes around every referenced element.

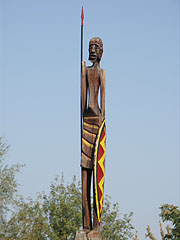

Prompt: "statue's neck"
[91,61,100,69]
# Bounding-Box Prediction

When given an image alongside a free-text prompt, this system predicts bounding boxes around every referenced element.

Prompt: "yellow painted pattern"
[84,116,99,119]
[82,128,96,137]
[98,133,106,214]
[83,122,99,129]
[81,152,91,161]
[82,138,94,149]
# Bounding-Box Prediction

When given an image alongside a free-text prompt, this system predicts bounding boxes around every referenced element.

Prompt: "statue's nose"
[91,45,95,52]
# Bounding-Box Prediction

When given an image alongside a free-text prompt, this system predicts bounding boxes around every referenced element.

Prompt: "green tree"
[0,137,22,238]
[145,225,157,240]
[42,175,82,240]
[0,137,135,239]
[5,196,49,240]
[146,204,180,240]
[160,204,180,239]
[101,195,134,239]
[6,174,135,240]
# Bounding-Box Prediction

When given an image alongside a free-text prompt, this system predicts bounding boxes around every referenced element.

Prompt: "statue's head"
[89,37,103,63]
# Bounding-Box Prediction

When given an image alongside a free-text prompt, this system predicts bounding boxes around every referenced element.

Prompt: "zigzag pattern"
[98,133,106,214]
[94,120,106,223]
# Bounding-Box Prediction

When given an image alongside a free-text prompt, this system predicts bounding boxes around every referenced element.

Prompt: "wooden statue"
[80,9,106,239]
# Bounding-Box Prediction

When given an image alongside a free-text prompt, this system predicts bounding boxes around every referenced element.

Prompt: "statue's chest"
[87,69,100,89]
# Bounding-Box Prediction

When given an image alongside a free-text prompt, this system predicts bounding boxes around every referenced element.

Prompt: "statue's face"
[89,38,103,63]
[89,42,100,63]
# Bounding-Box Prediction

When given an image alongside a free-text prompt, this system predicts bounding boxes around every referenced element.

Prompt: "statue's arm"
[100,69,106,117]
[81,61,87,115]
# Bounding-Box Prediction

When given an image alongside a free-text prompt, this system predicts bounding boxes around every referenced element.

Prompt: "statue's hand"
[81,61,86,76]
[100,114,105,124]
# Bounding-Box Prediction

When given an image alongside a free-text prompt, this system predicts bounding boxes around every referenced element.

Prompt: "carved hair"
[89,37,103,61]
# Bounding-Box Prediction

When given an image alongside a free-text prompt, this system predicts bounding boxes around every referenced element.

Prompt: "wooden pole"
[81,7,84,69]
[81,7,84,150]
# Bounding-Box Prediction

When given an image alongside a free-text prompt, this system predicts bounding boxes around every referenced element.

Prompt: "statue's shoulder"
[100,68,106,77]
[86,66,105,76]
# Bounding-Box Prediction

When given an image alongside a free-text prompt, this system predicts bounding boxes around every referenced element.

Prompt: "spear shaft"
[81,7,84,70]
[80,7,84,151]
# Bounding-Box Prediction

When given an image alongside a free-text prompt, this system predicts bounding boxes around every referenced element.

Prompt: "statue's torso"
[84,67,102,117]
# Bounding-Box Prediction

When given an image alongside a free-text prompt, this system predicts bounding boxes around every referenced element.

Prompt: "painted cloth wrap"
[81,116,102,169]
[81,117,106,223]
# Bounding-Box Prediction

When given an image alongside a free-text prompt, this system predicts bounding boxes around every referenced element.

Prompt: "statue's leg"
[82,167,92,231]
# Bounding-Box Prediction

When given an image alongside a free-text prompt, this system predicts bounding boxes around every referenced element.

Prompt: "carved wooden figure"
[81,37,106,238]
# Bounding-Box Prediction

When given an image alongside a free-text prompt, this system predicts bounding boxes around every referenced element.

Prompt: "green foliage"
[0,137,23,238]
[160,204,180,239]
[145,226,157,240]
[4,196,49,240]
[3,173,135,240]
[159,221,165,240]
[0,136,135,239]
[42,175,82,240]
[3,136,180,240]
[146,205,180,240]
[132,231,138,240]
[101,195,134,240]
[2,175,81,240]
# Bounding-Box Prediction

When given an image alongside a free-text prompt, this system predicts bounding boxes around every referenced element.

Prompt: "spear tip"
[81,6,84,26]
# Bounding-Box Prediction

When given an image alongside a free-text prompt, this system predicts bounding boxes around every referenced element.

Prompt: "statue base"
[75,230,102,240]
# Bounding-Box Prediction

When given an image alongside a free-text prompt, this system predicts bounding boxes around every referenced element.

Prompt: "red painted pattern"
[94,121,106,222]
[97,126,106,215]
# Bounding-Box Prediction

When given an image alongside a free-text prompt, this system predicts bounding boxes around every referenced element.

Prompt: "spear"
[80,6,84,151]
[81,6,84,70]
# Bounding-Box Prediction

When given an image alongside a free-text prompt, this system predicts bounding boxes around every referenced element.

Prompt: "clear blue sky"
[0,0,179,239]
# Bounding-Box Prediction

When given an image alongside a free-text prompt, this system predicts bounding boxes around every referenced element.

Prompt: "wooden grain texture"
[75,230,102,240]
